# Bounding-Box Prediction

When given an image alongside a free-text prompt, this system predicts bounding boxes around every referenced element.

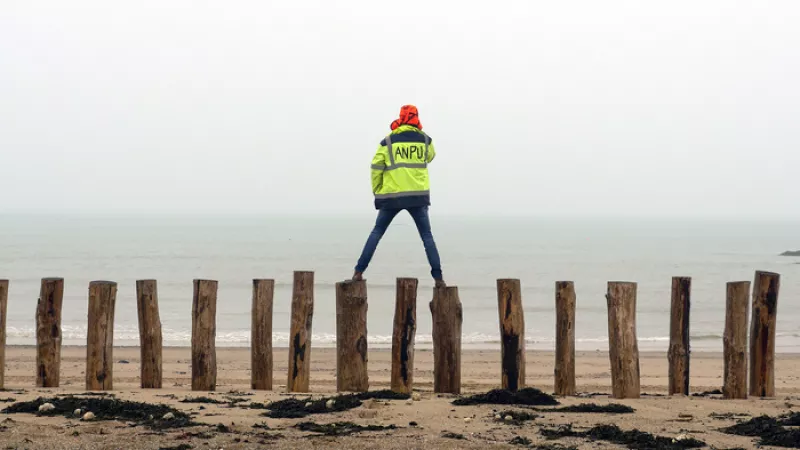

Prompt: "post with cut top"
[606,281,640,399]
[554,281,576,396]
[287,271,314,392]
[430,286,462,394]
[36,277,64,387]
[252,279,275,390]
[191,279,218,391]
[497,279,525,391]
[86,281,117,390]
[335,280,368,392]
[668,276,691,395]
[724,281,750,399]
[0,280,8,390]
[391,278,418,394]
[750,271,780,397]
[137,279,163,388]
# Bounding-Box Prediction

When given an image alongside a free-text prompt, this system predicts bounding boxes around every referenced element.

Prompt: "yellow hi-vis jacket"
[370,124,436,210]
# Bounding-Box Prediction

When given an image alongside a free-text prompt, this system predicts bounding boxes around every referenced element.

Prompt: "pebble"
[326,399,335,409]
[38,403,55,413]
[673,433,691,442]
[405,399,413,405]
[162,412,175,420]
[463,417,472,423]
[304,402,312,408]
[73,409,82,416]
[411,392,421,401]
[504,415,513,422]
[494,414,502,420]
[82,412,96,421]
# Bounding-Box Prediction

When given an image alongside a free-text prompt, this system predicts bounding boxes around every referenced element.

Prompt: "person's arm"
[370,145,387,193]
[426,140,436,163]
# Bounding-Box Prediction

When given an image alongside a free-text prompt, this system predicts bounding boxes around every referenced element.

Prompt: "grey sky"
[1,1,798,218]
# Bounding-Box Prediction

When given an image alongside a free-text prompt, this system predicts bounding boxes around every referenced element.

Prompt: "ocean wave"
[9,325,799,346]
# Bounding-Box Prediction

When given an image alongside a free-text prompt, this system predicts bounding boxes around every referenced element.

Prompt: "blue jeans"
[355,206,443,280]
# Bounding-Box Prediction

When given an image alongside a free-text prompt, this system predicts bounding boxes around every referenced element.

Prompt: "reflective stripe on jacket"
[370,125,436,210]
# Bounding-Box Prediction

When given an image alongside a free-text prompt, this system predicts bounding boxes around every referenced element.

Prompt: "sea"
[0,214,797,352]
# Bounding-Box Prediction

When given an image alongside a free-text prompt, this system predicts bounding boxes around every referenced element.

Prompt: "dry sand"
[1,346,799,449]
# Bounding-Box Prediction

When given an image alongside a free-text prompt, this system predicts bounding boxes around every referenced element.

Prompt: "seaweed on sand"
[541,424,705,449]
[452,388,559,406]
[296,421,396,437]
[2,396,195,430]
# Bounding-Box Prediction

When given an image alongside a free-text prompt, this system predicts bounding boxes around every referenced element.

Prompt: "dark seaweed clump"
[259,390,410,419]
[1,396,195,430]
[296,421,396,436]
[691,389,723,397]
[722,414,800,448]
[545,403,634,414]
[453,388,559,406]
[442,431,466,440]
[541,424,705,449]
[498,410,539,425]
[180,397,225,405]
[158,445,193,450]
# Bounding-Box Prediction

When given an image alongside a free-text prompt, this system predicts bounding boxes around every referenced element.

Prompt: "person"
[352,105,445,287]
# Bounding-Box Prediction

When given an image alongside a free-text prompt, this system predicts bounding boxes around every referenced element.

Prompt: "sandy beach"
[0,346,798,449]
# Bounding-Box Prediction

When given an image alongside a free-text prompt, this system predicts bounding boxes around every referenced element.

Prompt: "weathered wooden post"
[0,280,7,390]
[191,279,218,391]
[430,286,462,394]
[723,281,750,399]
[391,278,418,394]
[555,281,576,396]
[750,271,780,397]
[136,279,162,389]
[36,277,64,387]
[86,281,117,390]
[335,280,368,392]
[668,276,691,395]
[287,271,314,392]
[251,279,275,390]
[606,281,640,399]
[497,279,525,391]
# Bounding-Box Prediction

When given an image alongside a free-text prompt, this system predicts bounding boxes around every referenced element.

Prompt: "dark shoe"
[435,279,446,289]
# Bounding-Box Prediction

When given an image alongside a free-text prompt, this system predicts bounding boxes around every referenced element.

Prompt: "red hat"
[390,105,422,130]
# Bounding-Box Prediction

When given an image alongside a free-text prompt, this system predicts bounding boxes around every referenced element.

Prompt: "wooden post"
[554,281,576,396]
[191,279,217,391]
[750,271,780,397]
[287,271,314,392]
[606,282,640,399]
[335,280,368,392]
[36,277,64,387]
[391,278,417,394]
[497,279,525,391]
[136,280,162,389]
[0,280,7,390]
[668,276,691,395]
[251,279,275,390]
[430,286,462,394]
[724,281,750,399]
[86,281,117,390]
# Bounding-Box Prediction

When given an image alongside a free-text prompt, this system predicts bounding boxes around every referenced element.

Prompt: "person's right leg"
[353,208,401,279]
[407,206,444,285]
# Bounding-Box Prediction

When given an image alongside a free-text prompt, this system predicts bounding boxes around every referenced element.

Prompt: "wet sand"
[1,346,798,449]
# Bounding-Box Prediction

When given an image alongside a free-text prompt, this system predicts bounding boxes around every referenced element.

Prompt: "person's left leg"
[407,206,444,285]
[353,208,401,279]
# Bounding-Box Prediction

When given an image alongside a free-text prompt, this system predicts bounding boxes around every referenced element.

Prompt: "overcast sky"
[1,1,798,218]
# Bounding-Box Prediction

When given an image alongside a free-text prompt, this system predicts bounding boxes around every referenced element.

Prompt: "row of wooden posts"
[0,270,781,399]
